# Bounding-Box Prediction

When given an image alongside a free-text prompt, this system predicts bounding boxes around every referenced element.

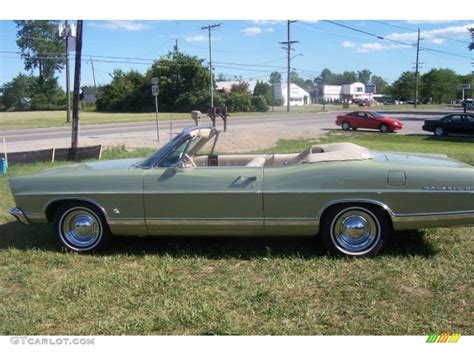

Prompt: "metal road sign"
[151,85,159,97]
[151,77,159,85]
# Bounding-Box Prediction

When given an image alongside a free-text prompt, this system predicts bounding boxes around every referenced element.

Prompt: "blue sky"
[1,20,473,89]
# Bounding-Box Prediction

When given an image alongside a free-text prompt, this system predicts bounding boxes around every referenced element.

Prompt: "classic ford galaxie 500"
[9,126,474,257]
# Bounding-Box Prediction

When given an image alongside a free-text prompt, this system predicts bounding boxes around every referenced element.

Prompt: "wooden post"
[71,20,83,157]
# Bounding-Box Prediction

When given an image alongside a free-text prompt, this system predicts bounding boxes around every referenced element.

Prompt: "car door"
[447,115,464,134]
[357,112,373,129]
[460,114,474,134]
[143,153,264,232]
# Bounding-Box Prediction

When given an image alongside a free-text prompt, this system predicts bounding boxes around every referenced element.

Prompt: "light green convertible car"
[9,125,474,257]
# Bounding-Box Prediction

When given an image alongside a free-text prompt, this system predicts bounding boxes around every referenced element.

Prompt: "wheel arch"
[317,199,394,230]
[45,198,108,223]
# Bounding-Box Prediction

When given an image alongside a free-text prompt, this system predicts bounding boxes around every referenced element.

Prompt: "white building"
[216,80,266,93]
[319,82,376,102]
[274,83,311,106]
[341,82,365,101]
[322,85,342,102]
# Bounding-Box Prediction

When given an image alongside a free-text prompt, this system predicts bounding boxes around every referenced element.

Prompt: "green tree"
[370,75,388,94]
[1,73,64,111]
[15,20,65,83]
[253,80,273,105]
[389,71,416,100]
[146,52,211,112]
[230,81,250,93]
[290,71,307,88]
[357,69,372,84]
[96,69,148,112]
[269,71,282,84]
[316,68,333,84]
[420,68,459,104]
[251,95,269,112]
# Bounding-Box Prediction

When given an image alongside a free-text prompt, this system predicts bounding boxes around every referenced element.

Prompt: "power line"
[323,20,473,60]
[371,20,471,45]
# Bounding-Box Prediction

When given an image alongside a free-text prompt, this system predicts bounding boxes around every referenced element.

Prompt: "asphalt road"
[1,111,445,145]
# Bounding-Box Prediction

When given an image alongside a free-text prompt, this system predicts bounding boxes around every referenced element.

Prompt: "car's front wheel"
[379,123,389,133]
[434,126,446,136]
[53,202,112,253]
[320,204,389,257]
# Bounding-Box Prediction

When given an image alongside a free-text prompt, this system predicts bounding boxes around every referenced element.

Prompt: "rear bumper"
[10,207,30,226]
[392,211,474,230]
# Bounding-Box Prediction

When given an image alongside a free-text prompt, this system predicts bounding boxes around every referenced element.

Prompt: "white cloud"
[184,35,207,43]
[251,20,284,26]
[344,42,410,53]
[386,23,474,45]
[242,27,262,36]
[89,20,150,32]
[341,41,355,48]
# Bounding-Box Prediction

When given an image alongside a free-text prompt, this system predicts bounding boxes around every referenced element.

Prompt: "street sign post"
[151,78,160,143]
[458,84,471,101]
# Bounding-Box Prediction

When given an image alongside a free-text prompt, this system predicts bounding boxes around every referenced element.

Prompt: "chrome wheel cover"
[342,122,350,130]
[60,208,102,250]
[330,207,380,255]
[434,127,444,136]
[380,124,388,133]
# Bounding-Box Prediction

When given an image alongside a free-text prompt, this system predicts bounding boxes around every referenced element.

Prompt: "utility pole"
[279,20,298,112]
[65,20,71,123]
[71,20,83,151]
[201,23,221,108]
[90,56,97,96]
[414,28,421,108]
[470,28,474,100]
[174,39,179,53]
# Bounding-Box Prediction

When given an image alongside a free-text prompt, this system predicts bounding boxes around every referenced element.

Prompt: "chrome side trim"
[9,207,30,225]
[108,218,144,226]
[146,218,262,227]
[265,218,319,227]
[392,211,474,230]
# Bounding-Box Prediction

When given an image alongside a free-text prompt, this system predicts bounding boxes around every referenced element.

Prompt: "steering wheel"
[183,153,197,168]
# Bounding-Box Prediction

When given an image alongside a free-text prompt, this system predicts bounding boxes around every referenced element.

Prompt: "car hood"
[376,152,471,168]
[36,158,144,175]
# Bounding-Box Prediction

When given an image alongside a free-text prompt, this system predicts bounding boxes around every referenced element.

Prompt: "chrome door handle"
[239,176,257,181]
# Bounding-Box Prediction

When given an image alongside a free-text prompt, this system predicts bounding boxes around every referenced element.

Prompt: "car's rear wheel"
[320,204,389,257]
[53,202,111,253]
[379,123,389,133]
[341,121,351,131]
[434,126,446,136]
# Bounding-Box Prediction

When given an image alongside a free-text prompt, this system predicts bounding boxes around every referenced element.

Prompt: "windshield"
[138,134,182,168]
[371,111,385,118]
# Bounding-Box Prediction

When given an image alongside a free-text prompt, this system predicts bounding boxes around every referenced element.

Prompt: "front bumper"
[10,207,30,226]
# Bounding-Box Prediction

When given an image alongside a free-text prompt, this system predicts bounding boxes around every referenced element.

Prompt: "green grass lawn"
[0,134,472,335]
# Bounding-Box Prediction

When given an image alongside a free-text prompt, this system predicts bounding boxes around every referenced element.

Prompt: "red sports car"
[335,111,403,133]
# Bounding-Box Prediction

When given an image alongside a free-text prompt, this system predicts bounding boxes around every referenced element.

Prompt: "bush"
[224,91,252,112]
[251,95,269,112]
